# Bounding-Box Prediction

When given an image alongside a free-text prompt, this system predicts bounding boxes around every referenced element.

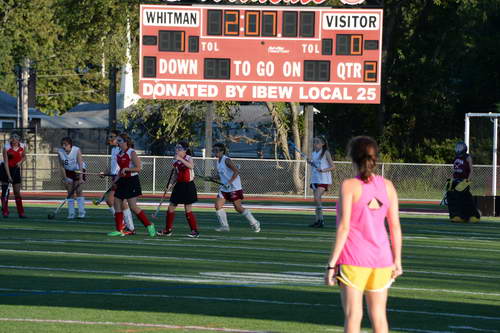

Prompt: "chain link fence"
[23,154,499,201]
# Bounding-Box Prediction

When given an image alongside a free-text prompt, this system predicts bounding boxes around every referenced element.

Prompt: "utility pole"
[21,58,30,130]
[108,65,117,131]
[203,102,215,192]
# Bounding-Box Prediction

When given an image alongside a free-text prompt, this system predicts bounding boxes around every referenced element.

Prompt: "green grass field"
[0,201,499,333]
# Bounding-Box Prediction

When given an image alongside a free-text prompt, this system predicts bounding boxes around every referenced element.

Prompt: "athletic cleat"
[2,214,8,218]
[67,213,75,219]
[309,220,324,228]
[107,230,125,237]
[157,228,173,237]
[19,215,27,219]
[147,224,156,237]
[250,222,261,233]
[450,216,465,223]
[123,228,136,235]
[187,230,200,238]
[77,212,85,219]
[215,226,230,232]
[469,216,480,223]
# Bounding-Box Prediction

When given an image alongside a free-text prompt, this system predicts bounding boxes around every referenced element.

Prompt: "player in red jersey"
[0,132,27,218]
[157,141,200,238]
[107,133,156,237]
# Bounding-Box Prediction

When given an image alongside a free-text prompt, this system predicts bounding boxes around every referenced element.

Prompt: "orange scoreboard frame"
[139,4,383,104]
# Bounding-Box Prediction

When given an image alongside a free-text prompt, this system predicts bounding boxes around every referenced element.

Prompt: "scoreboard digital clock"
[139,4,383,103]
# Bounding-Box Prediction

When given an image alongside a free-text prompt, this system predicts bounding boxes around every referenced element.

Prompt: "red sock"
[1,197,8,216]
[136,210,152,227]
[15,196,25,216]
[114,212,125,231]
[166,211,175,231]
[186,211,198,231]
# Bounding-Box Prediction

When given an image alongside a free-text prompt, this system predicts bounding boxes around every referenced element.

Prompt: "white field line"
[448,326,498,332]
[0,318,269,333]
[392,328,453,333]
[27,199,450,216]
[2,237,500,267]
[2,265,500,297]
[1,289,499,322]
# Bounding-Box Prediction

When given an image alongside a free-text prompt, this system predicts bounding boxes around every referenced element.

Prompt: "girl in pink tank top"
[324,136,403,333]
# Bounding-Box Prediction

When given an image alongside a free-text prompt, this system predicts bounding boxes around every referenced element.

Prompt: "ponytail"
[347,136,379,183]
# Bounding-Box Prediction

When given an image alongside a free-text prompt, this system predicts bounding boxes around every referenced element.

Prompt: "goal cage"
[464,112,500,215]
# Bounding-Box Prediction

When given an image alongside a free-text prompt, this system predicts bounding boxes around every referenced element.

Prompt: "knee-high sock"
[114,212,125,231]
[109,206,115,215]
[67,199,75,216]
[242,209,258,225]
[186,211,198,231]
[166,211,175,231]
[123,208,135,230]
[136,210,152,227]
[216,209,229,227]
[77,197,85,214]
[315,206,323,221]
[1,184,9,215]
[15,196,24,216]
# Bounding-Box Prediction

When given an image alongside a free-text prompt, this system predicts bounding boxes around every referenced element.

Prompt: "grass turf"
[0,203,498,332]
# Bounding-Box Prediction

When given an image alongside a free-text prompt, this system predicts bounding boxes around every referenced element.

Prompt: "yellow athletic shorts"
[337,264,394,292]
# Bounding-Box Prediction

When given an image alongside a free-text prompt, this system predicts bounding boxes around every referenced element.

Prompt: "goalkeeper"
[446,141,481,223]
[211,143,260,233]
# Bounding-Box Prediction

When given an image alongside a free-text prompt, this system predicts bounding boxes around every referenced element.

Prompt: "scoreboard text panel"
[139,4,383,103]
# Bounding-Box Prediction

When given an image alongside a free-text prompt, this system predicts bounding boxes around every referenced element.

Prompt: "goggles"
[10,133,21,141]
[175,145,186,151]
[116,138,125,144]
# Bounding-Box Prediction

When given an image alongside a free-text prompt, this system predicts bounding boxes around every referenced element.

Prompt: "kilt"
[0,164,21,184]
[115,175,142,200]
[170,181,198,205]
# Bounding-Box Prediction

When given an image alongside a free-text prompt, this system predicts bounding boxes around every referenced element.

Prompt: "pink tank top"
[337,175,394,268]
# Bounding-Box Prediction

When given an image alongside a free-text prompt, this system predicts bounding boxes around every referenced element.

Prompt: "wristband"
[326,265,336,270]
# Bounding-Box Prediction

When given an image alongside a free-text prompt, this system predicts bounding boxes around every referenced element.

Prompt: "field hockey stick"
[151,168,175,219]
[48,181,82,220]
[195,173,224,185]
[93,175,121,206]
[288,141,320,169]
[74,170,114,177]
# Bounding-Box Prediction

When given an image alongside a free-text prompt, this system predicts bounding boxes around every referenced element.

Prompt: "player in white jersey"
[58,137,85,219]
[309,136,335,228]
[212,143,260,232]
[100,130,135,234]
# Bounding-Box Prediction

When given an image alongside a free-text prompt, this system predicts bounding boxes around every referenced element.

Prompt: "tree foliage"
[0,0,499,162]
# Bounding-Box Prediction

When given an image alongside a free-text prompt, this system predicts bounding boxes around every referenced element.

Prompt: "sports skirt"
[170,181,198,205]
[0,164,21,184]
[115,175,142,200]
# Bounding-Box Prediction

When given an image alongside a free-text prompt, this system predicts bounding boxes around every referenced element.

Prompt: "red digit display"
[140,4,383,104]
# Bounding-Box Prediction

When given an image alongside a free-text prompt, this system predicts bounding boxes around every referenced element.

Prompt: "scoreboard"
[139,4,383,104]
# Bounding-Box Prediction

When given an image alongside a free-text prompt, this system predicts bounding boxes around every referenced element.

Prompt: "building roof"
[0,91,50,119]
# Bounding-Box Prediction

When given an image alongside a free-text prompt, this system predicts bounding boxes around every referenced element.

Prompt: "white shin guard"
[315,206,323,220]
[123,208,135,230]
[77,197,85,212]
[242,209,258,225]
[216,209,229,227]
[67,199,75,216]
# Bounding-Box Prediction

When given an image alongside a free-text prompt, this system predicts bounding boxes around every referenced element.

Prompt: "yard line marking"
[2,266,500,297]
[448,326,498,332]
[0,318,270,333]
[1,291,499,322]
[392,328,453,333]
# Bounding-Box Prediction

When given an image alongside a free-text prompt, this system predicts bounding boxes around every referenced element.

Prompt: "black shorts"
[115,175,142,200]
[0,164,21,184]
[65,169,86,182]
[170,181,198,205]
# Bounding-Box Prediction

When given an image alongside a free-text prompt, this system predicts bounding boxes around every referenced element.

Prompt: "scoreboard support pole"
[203,102,215,193]
[304,104,314,198]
